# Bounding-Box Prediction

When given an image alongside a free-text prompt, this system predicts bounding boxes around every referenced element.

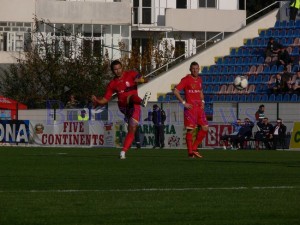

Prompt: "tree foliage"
[0,20,112,108]
[0,20,175,109]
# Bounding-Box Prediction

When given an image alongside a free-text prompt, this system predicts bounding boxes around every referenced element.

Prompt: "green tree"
[0,19,111,108]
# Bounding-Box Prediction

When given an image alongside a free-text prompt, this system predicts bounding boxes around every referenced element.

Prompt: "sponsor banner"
[30,121,114,147]
[289,122,300,149]
[0,120,30,143]
[204,124,233,148]
[114,121,184,148]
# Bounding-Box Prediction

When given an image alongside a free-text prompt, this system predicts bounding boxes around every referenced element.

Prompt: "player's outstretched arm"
[135,76,148,84]
[91,95,108,106]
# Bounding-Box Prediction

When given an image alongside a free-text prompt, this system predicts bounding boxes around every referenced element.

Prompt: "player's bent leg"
[128,94,142,105]
[141,91,151,107]
[192,125,208,151]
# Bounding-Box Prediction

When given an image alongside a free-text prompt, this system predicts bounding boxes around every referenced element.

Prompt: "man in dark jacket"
[255,117,274,150]
[231,118,254,149]
[152,104,166,148]
[272,118,287,150]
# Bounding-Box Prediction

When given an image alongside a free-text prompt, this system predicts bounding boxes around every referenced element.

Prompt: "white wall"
[219,0,238,10]
[0,0,131,25]
[165,8,246,32]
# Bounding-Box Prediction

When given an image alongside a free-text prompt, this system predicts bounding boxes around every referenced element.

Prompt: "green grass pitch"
[0,147,299,225]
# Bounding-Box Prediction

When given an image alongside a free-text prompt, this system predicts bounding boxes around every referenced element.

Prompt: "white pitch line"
[0,186,297,193]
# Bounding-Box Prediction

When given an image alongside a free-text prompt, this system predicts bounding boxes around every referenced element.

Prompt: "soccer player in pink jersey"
[173,61,208,158]
[92,60,151,159]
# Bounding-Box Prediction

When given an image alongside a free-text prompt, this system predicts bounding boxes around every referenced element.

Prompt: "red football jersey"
[104,70,140,106]
[175,74,203,105]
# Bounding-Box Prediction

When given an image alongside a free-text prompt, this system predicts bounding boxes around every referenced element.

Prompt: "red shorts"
[119,103,141,124]
[184,105,208,129]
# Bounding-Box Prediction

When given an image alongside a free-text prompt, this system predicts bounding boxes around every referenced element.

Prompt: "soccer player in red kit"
[92,60,151,159]
[173,61,208,158]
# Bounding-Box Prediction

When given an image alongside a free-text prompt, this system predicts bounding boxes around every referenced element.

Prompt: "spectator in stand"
[220,119,243,150]
[272,118,287,150]
[291,70,300,94]
[65,94,80,109]
[268,73,289,94]
[276,48,292,69]
[265,37,282,58]
[255,117,274,150]
[255,104,265,123]
[290,0,300,21]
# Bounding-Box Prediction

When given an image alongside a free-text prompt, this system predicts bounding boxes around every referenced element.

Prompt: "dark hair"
[110,60,122,72]
[259,104,264,108]
[189,61,199,70]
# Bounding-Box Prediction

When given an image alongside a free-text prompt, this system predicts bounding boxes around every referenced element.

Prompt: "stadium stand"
[156,20,300,117]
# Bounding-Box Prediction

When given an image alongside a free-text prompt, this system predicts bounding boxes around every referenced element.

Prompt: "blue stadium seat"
[292,65,299,72]
[212,95,219,102]
[255,74,263,84]
[246,95,253,102]
[220,75,228,83]
[262,75,270,83]
[253,94,261,102]
[261,94,268,101]
[213,84,220,93]
[283,93,290,101]
[268,94,276,102]
[165,95,171,102]
[258,56,265,64]
[245,39,252,46]
[201,66,209,74]
[259,30,266,37]
[277,65,284,73]
[270,65,278,74]
[235,66,242,74]
[206,76,213,83]
[286,29,294,37]
[276,94,283,102]
[287,20,295,28]
[280,20,287,28]
[236,48,243,56]
[293,29,300,38]
[250,56,258,65]
[291,94,298,102]
[239,95,246,102]
[225,95,232,102]
[230,48,236,56]
[157,95,164,102]
[243,48,250,56]
[286,37,294,45]
[232,95,239,102]
[263,66,270,74]
[218,95,225,101]
[295,20,300,28]
[291,46,299,56]
[205,85,213,93]
[227,75,234,83]
[216,57,223,64]
[248,75,255,84]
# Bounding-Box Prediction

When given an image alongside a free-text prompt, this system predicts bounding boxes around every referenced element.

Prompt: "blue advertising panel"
[0,120,30,143]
